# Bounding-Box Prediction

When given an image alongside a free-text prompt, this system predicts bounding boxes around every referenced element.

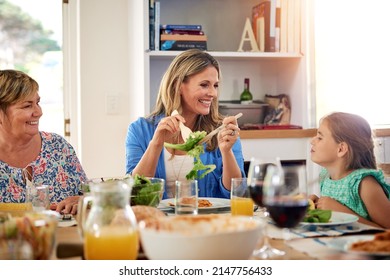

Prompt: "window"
[314,0,390,126]
[3,0,64,135]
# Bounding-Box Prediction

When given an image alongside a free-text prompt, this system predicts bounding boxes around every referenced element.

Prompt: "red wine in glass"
[266,201,308,228]
[249,183,265,208]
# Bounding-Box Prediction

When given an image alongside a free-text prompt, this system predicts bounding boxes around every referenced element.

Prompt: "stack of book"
[160,24,207,51]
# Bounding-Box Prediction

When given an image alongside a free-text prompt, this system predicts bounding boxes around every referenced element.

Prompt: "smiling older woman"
[0,69,87,214]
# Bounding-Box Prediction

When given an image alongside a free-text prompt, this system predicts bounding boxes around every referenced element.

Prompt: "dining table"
[54,205,387,260]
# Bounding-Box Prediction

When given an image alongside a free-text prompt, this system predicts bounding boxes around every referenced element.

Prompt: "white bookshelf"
[129,0,317,187]
[138,0,313,128]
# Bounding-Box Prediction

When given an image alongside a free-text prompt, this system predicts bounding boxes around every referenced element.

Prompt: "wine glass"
[263,163,308,256]
[247,157,285,259]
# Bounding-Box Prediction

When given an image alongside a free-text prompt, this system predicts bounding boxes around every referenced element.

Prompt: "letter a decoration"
[237,17,260,52]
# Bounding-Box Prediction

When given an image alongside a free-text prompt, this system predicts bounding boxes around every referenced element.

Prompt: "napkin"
[267,221,384,240]
[285,237,363,259]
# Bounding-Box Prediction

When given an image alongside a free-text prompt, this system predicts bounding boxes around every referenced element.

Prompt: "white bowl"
[139,214,264,260]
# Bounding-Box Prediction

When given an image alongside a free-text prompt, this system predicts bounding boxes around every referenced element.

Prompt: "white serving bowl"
[139,214,264,260]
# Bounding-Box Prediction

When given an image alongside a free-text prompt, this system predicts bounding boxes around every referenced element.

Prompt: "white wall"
[68,0,134,178]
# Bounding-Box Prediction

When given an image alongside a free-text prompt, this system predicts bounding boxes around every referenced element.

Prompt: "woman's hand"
[217,115,240,152]
[151,115,182,147]
[51,195,81,215]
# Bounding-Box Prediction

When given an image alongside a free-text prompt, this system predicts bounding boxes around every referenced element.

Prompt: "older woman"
[0,69,87,214]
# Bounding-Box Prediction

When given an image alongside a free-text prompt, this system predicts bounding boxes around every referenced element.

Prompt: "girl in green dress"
[310,112,390,229]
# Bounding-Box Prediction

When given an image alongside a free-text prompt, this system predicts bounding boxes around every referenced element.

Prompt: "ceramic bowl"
[139,214,264,260]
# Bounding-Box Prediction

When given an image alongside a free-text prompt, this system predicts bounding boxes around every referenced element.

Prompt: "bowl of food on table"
[0,210,60,260]
[80,175,164,208]
[139,214,264,260]
[130,175,165,207]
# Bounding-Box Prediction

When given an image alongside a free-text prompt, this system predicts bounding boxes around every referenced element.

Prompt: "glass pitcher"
[79,177,139,260]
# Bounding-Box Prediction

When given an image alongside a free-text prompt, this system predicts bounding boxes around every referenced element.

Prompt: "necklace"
[164,149,193,198]
[171,154,187,181]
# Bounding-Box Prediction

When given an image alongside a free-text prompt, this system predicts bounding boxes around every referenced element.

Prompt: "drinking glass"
[26,184,50,212]
[175,180,198,215]
[231,178,254,217]
[247,157,285,259]
[263,163,308,256]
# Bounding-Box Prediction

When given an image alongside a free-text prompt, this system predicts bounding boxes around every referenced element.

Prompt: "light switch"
[106,95,119,115]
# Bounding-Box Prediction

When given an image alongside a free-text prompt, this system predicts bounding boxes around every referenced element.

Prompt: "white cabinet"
[135,0,315,128]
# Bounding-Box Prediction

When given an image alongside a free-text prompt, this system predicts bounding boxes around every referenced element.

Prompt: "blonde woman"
[126,49,244,199]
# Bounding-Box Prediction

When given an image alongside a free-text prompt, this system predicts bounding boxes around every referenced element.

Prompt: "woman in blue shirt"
[125,49,245,199]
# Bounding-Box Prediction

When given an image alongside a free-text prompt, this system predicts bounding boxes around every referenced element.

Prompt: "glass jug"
[79,177,139,260]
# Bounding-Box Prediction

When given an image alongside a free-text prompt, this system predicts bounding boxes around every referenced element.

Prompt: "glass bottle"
[240,78,253,104]
[79,177,139,260]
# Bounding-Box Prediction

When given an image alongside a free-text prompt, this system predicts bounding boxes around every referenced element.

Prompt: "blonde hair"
[0,69,39,113]
[150,49,223,150]
[322,112,377,169]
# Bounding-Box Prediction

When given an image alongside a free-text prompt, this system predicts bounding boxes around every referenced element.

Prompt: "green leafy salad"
[303,209,332,223]
[164,131,216,180]
[131,174,163,207]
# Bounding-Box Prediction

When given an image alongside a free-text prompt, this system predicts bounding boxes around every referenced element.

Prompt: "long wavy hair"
[149,49,224,151]
[322,112,377,170]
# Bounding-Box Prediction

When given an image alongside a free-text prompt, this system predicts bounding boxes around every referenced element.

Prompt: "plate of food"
[326,231,390,257]
[159,197,231,211]
[301,211,358,226]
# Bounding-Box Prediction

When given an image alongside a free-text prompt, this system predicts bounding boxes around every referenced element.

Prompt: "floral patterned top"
[0,132,87,204]
[320,168,390,220]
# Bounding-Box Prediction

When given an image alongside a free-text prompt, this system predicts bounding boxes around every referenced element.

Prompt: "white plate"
[300,211,358,226]
[326,234,390,257]
[159,197,231,210]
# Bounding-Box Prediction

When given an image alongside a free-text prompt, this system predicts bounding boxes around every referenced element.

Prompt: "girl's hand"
[309,194,319,204]
[316,196,343,211]
[217,115,240,152]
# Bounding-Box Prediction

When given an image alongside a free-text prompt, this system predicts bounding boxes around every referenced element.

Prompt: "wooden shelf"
[148,50,303,59]
[239,128,317,139]
[373,127,390,137]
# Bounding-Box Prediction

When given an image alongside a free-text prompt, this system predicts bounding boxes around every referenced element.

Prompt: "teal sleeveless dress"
[319,168,390,220]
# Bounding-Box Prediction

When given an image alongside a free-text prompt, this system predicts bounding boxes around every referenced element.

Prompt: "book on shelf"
[252,0,277,52]
[149,0,155,50]
[160,40,207,51]
[160,24,202,31]
[275,0,281,52]
[160,33,207,51]
[154,1,160,51]
[293,0,301,54]
[287,0,294,53]
[160,34,207,42]
[161,29,205,36]
[279,0,288,52]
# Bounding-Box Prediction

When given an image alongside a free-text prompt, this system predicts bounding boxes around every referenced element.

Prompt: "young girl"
[310,112,390,228]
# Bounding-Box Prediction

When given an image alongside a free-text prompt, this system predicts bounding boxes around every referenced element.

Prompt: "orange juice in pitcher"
[79,177,139,260]
[84,226,138,260]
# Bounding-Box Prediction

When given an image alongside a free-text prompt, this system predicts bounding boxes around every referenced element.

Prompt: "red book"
[252,0,276,52]
[161,29,205,35]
